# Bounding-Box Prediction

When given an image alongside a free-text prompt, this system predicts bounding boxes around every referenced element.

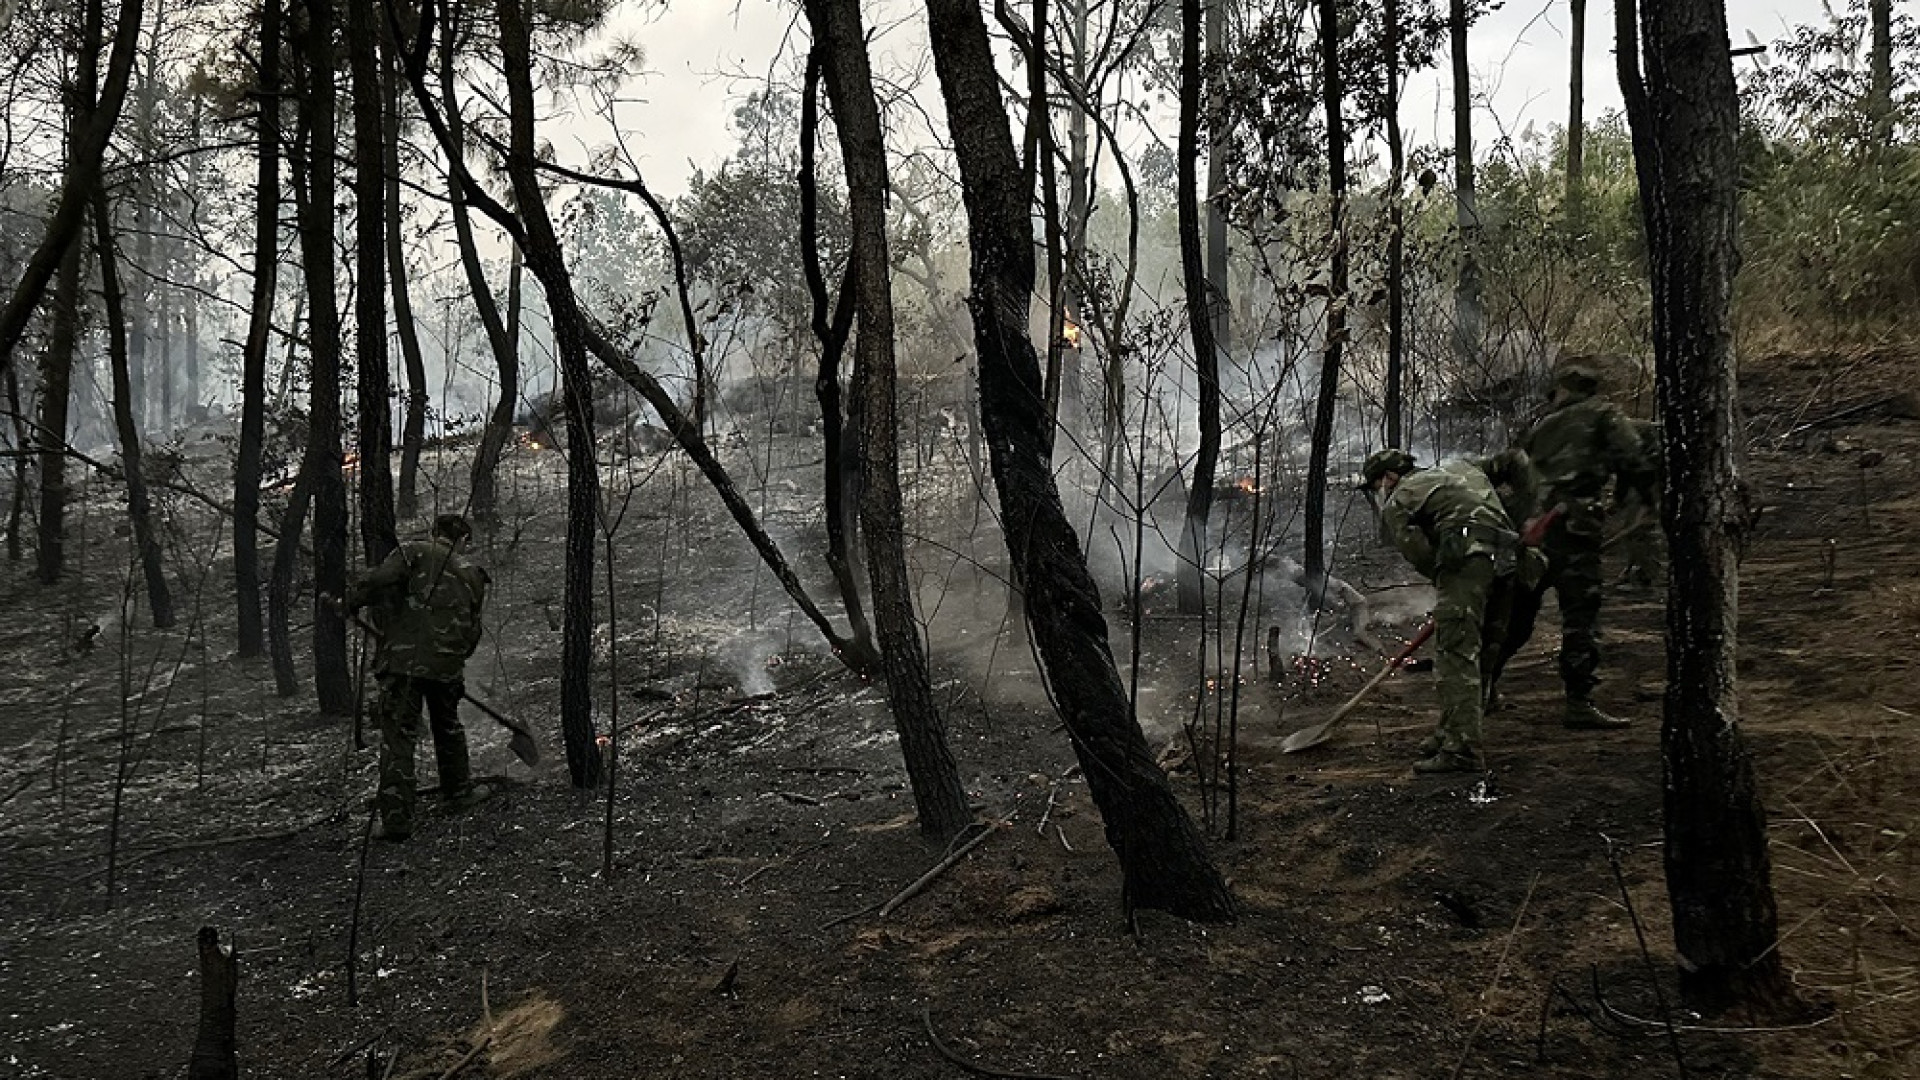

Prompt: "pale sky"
[591,0,1836,199]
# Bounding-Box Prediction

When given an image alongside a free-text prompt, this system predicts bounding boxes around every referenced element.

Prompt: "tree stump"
[187,926,238,1080]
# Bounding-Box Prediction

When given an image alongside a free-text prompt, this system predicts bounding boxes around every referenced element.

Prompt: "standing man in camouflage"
[1362,450,1521,774]
[1494,357,1657,729]
[347,513,492,841]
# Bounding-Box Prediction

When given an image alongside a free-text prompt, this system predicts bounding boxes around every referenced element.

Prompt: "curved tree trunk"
[1617,0,1792,1015]
[1303,0,1349,604]
[0,0,145,381]
[94,189,176,628]
[386,29,430,523]
[1174,0,1221,616]
[805,0,973,841]
[798,46,877,665]
[927,0,1235,922]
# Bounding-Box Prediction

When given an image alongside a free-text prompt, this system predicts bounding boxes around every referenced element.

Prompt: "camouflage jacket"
[347,539,489,681]
[1380,460,1519,580]
[1522,392,1657,522]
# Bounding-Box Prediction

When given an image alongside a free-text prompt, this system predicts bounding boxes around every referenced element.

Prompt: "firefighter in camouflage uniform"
[347,514,492,841]
[1491,357,1657,730]
[1363,449,1523,774]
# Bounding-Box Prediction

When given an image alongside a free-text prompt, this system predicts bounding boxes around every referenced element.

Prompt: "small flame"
[341,453,361,473]
[1236,476,1259,495]
[1061,318,1083,349]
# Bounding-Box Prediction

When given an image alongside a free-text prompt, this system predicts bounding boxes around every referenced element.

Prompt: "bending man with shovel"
[347,514,495,841]
[1360,450,1531,775]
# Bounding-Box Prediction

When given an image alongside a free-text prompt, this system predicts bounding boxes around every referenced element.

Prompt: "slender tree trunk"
[386,30,430,523]
[5,365,27,560]
[436,14,514,527]
[1175,0,1222,616]
[0,0,144,381]
[36,237,81,586]
[1448,0,1481,368]
[1303,0,1349,604]
[234,0,281,658]
[1567,0,1587,205]
[495,0,601,788]
[94,189,176,627]
[805,0,973,841]
[798,46,878,664]
[350,0,396,565]
[295,0,352,715]
[1617,0,1793,1016]
[268,466,313,697]
[927,0,1235,922]
[1870,0,1894,144]
[1384,0,1406,448]
[1203,0,1230,358]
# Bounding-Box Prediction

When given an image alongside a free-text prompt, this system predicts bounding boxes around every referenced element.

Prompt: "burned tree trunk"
[350,0,397,565]
[1384,0,1407,449]
[385,28,430,523]
[1174,0,1221,617]
[1448,0,1481,369]
[293,0,352,715]
[1617,0,1794,1015]
[798,46,877,666]
[185,927,237,1080]
[93,189,175,628]
[927,0,1235,922]
[1302,0,1349,604]
[805,0,973,841]
[36,221,82,586]
[439,6,517,528]
[233,0,281,657]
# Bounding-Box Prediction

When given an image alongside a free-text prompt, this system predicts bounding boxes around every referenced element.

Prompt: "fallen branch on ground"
[921,1005,1072,1080]
[878,820,1001,919]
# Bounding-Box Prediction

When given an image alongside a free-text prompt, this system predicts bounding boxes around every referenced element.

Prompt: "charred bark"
[386,25,430,523]
[1302,0,1349,604]
[439,7,517,528]
[927,0,1235,922]
[35,222,82,586]
[1384,0,1406,449]
[185,927,238,1080]
[93,189,176,628]
[1448,0,1481,368]
[798,46,877,665]
[1567,0,1587,204]
[1174,0,1222,617]
[805,0,974,841]
[1617,0,1794,1016]
[350,0,397,564]
[294,0,352,715]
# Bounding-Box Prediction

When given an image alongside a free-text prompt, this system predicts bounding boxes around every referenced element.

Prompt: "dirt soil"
[3,348,1918,1080]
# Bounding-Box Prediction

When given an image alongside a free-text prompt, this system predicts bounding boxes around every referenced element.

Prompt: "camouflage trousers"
[373,674,471,834]
[1491,517,1605,701]
[1430,555,1515,755]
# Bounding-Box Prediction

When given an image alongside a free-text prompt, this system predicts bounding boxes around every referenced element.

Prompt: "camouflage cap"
[1551,356,1602,394]
[1360,449,1417,488]
[432,513,473,545]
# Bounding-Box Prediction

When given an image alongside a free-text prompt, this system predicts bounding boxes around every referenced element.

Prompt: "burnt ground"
[2,347,1918,1079]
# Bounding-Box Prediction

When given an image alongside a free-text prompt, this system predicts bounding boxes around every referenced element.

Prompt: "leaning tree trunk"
[295,0,352,715]
[1302,0,1349,604]
[1174,0,1221,617]
[798,46,877,666]
[94,189,176,627]
[927,0,1235,922]
[805,0,974,841]
[436,9,517,528]
[0,0,144,381]
[349,0,396,565]
[1617,0,1793,1016]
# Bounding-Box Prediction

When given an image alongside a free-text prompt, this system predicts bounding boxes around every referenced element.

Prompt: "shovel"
[1280,619,1436,753]
[322,594,541,766]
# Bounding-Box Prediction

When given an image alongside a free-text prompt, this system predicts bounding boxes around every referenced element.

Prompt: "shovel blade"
[509,730,541,767]
[1279,721,1336,753]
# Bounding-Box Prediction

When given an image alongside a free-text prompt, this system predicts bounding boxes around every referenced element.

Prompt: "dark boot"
[1563,698,1631,730]
[1413,747,1484,774]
